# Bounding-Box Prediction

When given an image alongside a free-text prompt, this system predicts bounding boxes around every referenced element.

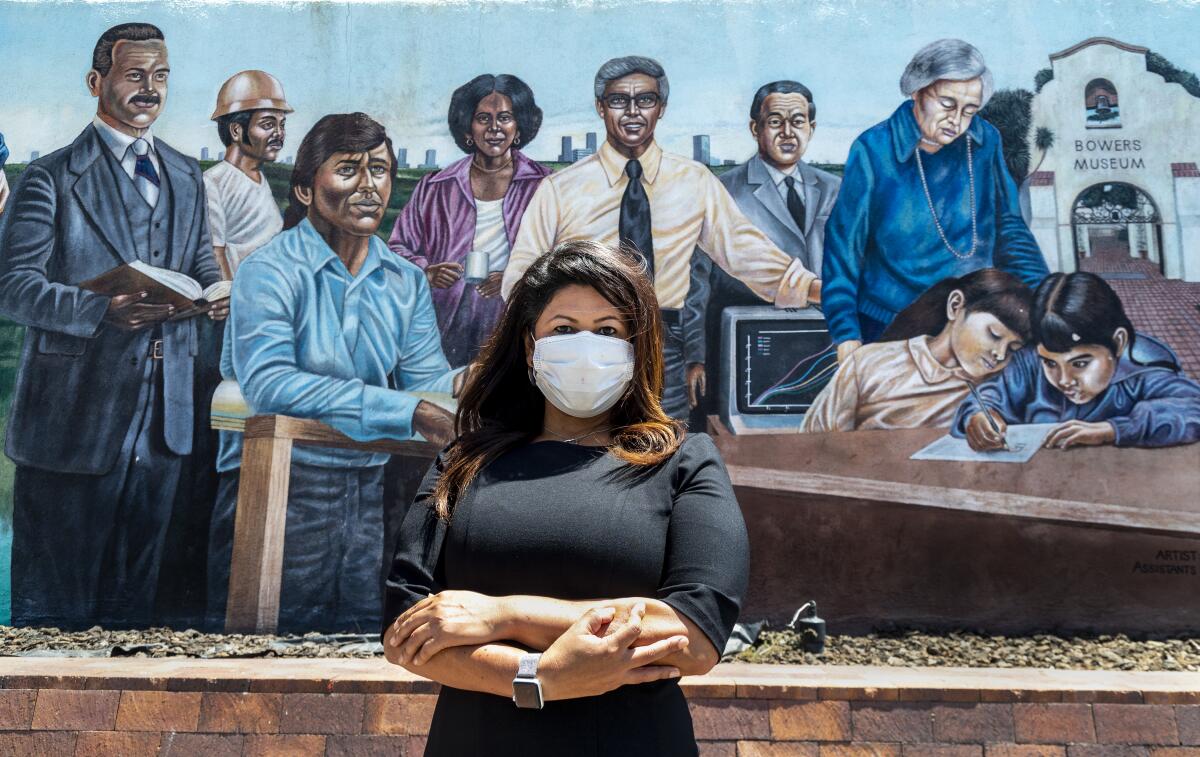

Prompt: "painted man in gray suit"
[0,23,224,628]
[683,80,841,413]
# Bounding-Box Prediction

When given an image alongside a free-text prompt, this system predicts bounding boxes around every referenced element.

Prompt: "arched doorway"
[1071,182,1163,276]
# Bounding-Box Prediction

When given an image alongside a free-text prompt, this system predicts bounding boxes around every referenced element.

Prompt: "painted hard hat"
[210,70,293,120]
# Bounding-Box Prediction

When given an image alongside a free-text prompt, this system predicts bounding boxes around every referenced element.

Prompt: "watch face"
[512,679,543,709]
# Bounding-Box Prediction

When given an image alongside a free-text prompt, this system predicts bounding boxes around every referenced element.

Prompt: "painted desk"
[709,419,1200,635]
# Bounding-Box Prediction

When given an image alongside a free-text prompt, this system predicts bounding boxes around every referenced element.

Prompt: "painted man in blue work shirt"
[207,113,460,633]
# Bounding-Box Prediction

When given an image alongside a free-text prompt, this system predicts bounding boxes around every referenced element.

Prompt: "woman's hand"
[965,410,1008,451]
[386,590,511,666]
[539,604,688,701]
[426,262,464,289]
[1043,420,1115,449]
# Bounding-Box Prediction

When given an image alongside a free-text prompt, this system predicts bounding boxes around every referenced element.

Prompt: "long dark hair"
[282,113,395,230]
[447,74,543,154]
[431,241,684,520]
[881,268,1034,342]
[1032,272,1139,359]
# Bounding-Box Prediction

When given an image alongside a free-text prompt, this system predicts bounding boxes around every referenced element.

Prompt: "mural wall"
[0,0,1197,636]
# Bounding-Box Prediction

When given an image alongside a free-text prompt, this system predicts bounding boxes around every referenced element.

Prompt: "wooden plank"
[725,464,1200,536]
[225,435,294,634]
[243,415,439,458]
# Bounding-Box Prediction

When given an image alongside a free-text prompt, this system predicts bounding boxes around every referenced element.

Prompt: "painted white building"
[1026,37,1200,281]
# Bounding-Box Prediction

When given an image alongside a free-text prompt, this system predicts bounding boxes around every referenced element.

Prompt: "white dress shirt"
[763,160,802,206]
[502,140,815,309]
[92,115,161,207]
[801,336,974,432]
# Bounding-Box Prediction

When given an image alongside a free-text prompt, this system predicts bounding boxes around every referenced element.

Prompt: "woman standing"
[822,39,1049,362]
[383,241,749,755]
[388,74,551,367]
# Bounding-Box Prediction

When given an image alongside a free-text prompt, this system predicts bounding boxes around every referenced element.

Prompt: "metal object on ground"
[788,601,826,654]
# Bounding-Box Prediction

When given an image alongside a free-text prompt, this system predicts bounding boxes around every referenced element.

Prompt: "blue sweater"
[0,132,8,170]
[821,101,1049,343]
[951,348,1200,448]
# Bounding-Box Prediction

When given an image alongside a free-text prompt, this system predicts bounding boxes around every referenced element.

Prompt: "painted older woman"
[822,39,1049,362]
[387,74,551,367]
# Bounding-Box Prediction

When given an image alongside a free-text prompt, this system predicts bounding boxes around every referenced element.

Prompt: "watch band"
[517,652,541,678]
[512,652,544,710]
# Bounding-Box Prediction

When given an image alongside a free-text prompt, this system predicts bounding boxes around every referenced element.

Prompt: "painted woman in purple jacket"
[388,74,551,366]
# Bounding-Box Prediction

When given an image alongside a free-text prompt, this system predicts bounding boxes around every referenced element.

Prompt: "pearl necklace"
[914,136,978,260]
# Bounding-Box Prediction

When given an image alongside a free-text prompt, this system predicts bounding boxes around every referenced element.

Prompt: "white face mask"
[532,331,635,418]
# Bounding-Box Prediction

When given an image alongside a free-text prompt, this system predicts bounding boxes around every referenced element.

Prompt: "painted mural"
[0,0,1197,638]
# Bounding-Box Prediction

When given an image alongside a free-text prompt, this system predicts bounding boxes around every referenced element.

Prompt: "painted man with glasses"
[683,80,842,416]
[503,56,821,421]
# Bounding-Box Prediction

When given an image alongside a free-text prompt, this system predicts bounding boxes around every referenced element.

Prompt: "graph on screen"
[736,320,836,415]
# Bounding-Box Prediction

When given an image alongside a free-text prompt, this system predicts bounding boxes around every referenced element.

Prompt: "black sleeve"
[381,452,449,640]
[657,433,750,653]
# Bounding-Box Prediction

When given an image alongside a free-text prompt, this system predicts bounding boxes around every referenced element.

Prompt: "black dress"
[385,433,750,757]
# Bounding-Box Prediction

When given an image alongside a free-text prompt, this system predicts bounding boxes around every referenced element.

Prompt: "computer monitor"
[718,306,836,434]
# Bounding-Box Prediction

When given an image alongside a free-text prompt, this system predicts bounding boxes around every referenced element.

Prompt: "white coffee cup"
[464,250,490,286]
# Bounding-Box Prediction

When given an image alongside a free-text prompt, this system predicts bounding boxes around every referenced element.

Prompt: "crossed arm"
[383,437,746,702]
[382,590,718,701]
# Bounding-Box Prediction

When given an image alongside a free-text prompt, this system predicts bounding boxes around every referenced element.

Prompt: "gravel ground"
[736,630,1200,672]
[2,626,1198,671]
[0,627,384,659]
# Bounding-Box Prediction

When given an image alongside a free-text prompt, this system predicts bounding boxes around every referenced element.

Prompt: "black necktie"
[619,159,654,277]
[784,175,806,233]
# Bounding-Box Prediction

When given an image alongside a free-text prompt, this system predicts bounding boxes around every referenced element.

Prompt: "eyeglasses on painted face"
[763,115,810,130]
[602,93,661,111]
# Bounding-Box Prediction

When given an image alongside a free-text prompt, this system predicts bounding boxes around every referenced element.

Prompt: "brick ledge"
[0,658,1194,703]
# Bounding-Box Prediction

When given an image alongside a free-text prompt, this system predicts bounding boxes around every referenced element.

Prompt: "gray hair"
[594,56,670,103]
[899,39,994,106]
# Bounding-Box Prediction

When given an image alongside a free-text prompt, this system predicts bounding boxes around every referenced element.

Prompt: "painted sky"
[1,0,1198,166]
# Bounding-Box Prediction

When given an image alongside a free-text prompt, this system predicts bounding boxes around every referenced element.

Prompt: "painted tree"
[1031,51,1199,97]
[979,89,1033,183]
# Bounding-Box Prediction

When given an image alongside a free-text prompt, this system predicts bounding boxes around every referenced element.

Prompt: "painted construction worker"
[205,70,292,279]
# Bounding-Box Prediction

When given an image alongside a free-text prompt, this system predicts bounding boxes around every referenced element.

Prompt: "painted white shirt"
[763,159,802,206]
[92,115,161,207]
[203,160,283,276]
[801,336,974,432]
[473,197,510,273]
[503,140,815,309]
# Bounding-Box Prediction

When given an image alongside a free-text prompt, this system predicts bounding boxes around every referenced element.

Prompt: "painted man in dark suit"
[0,23,224,628]
[683,80,842,416]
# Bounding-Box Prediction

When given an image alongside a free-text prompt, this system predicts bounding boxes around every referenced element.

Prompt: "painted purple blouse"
[387,151,551,366]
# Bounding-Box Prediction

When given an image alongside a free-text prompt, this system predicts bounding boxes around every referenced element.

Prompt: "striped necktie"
[130,138,160,207]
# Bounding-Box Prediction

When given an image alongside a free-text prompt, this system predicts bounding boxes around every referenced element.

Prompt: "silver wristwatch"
[512,652,544,709]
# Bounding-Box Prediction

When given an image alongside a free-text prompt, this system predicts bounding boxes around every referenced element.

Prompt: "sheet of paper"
[910,424,1059,464]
